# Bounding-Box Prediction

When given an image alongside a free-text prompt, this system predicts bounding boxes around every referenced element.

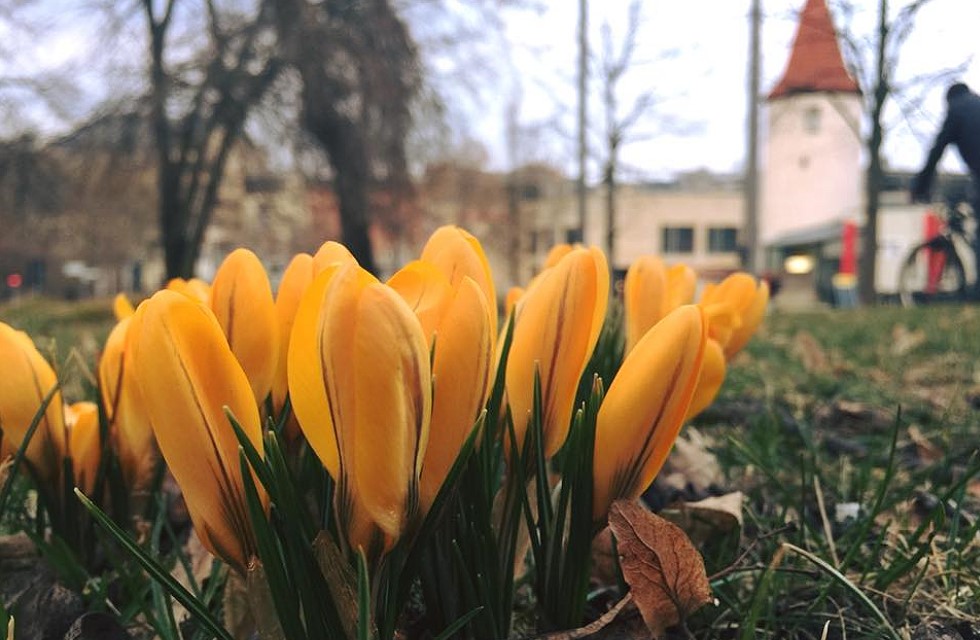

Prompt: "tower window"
[804,106,821,134]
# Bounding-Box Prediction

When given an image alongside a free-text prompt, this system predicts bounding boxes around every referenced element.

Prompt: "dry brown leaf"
[907,425,943,465]
[660,492,744,547]
[792,331,830,373]
[608,500,712,638]
[658,429,722,495]
[891,324,926,356]
[223,570,254,640]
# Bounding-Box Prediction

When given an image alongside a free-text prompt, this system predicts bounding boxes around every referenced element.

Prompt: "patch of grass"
[691,303,980,638]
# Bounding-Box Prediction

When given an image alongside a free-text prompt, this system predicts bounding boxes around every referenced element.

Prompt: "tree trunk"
[858,0,889,305]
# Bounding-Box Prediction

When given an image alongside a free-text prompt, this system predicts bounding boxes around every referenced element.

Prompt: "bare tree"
[272,0,420,276]
[596,1,689,267]
[142,0,283,280]
[835,0,964,303]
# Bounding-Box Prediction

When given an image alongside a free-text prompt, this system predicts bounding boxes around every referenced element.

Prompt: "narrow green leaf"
[0,382,60,517]
[74,489,234,640]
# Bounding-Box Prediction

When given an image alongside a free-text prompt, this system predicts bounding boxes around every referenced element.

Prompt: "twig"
[531,593,633,640]
[708,523,797,582]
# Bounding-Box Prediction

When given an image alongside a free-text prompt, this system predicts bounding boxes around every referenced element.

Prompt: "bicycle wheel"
[898,240,966,307]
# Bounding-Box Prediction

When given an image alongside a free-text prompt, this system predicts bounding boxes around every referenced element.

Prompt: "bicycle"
[897,197,975,307]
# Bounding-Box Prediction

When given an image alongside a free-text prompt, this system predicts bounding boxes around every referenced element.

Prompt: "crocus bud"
[166,277,211,304]
[99,317,157,492]
[592,306,706,520]
[506,246,609,457]
[132,290,266,574]
[699,273,769,359]
[390,262,492,512]
[63,401,101,496]
[272,253,315,422]
[0,323,63,481]
[209,248,279,405]
[421,225,497,339]
[290,263,432,551]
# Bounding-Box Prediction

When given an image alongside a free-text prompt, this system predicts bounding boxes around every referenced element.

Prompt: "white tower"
[761,0,863,259]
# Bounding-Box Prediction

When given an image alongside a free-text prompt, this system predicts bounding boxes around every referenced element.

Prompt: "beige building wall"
[529,182,743,277]
[761,93,863,251]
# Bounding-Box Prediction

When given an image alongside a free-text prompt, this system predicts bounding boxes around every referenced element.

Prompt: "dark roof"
[769,0,860,100]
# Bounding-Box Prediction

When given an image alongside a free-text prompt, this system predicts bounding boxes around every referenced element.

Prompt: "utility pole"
[577,0,588,243]
[743,0,762,272]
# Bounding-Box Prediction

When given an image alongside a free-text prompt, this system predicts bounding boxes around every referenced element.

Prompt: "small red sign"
[6,273,22,289]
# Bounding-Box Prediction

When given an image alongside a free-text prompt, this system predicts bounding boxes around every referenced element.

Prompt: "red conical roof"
[769,0,860,100]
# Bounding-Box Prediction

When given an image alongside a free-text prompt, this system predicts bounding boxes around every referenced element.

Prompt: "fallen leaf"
[222,570,254,640]
[907,425,943,465]
[608,500,712,638]
[792,331,830,374]
[657,429,722,495]
[660,492,744,547]
[891,324,926,356]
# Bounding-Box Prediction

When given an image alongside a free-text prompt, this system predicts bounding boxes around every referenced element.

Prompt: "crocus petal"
[504,287,524,319]
[666,264,697,309]
[419,276,492,511]
[133,290,265,574]
[166,278,211,304]
[544,243,574,269]
[209,248,279,405]
[313,240,356,274]
[700,301,742,349]
[99,317,157,491]
[592,305,707,520]
[506,246,609,457]
[65,401,101,496]
[113,293,135,320]
[288,266,344,478]
[0,323,63,480]
[273,253,315,419]
[387,260,453,342]
[685,338,726,420]
[725,280,769,359]
[420,225,497,339]
[623,256,668,354]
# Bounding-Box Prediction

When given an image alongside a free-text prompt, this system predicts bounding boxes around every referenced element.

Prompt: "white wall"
[761,93,863,247]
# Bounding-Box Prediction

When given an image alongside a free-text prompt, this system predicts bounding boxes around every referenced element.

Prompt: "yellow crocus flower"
[209,248,279,405]
[289,262,432,551]
[132,290,266,574]
[543,243,575,269]
[0,323,63,481]
[623,258,698,355]
[63,401,101,496]
[272,253,315,423]
[389,262,493,512]
[506,246,609,458]
[420,225,497,339]
[113,293,135,320]
[592,305,707,520]
[684,338,727,421]
[98,317,157,492]
[313,240,356,274]
[699,273,769,359]
[166,277,211,304]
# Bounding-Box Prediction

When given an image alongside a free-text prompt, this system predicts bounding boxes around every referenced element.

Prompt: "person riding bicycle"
[911,82,980,298]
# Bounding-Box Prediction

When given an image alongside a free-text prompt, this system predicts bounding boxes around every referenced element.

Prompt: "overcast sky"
[3,0,979,181]
[484,0,980,179]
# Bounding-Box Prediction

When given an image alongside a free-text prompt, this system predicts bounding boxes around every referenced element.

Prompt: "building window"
[662,226,694,253]
[804,106,821,134]
[708,227,739,253]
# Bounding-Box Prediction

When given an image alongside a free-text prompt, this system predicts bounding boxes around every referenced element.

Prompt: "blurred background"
[0,0,977,304]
